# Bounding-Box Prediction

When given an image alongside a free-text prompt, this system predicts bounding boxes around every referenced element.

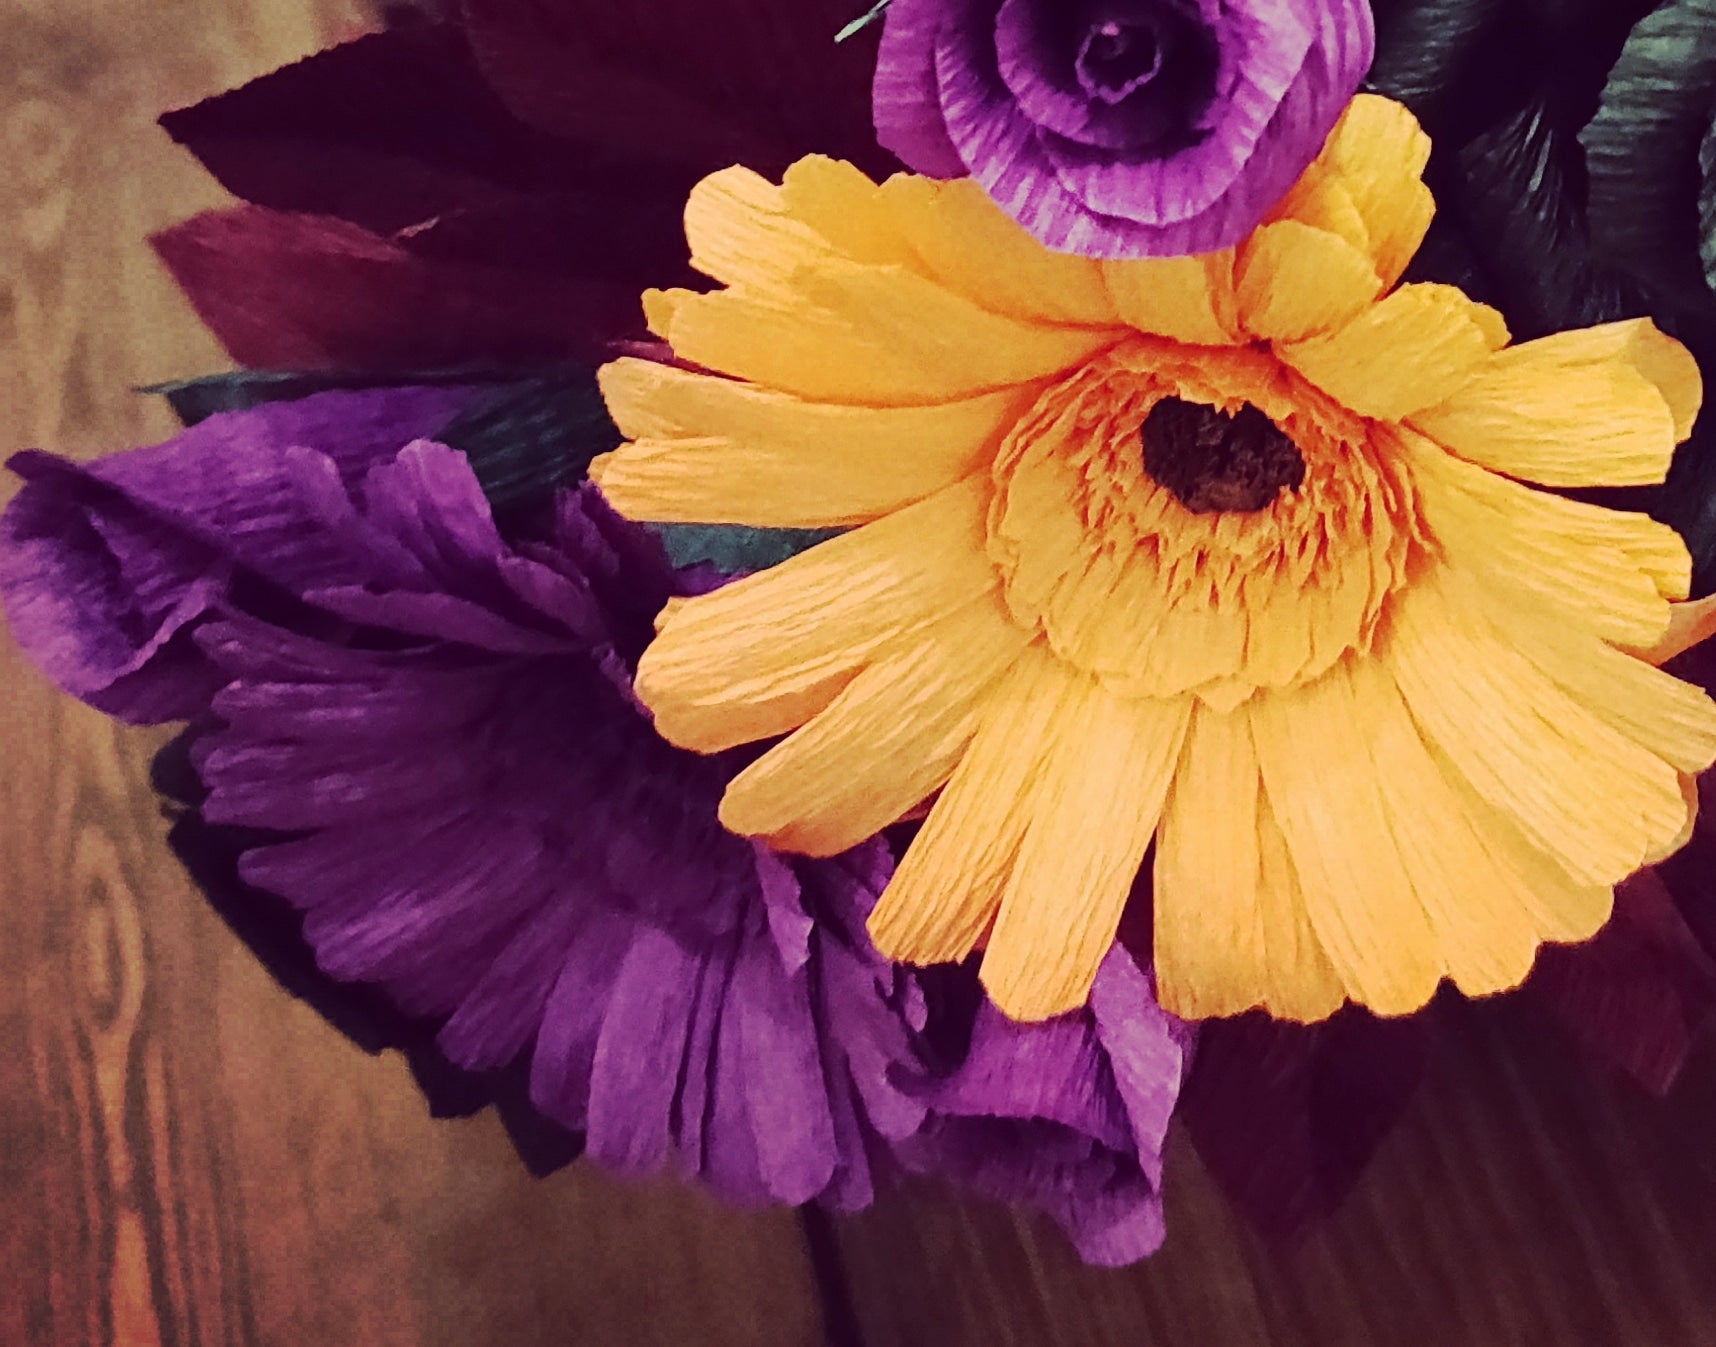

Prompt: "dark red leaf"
[152,206,649,372]
[1179,1008,1433,1238]
[1525,869,1716,1095]
[459,0,899,181]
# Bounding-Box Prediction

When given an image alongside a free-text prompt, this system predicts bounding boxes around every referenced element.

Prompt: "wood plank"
[0,4,830,1344]
[830,1006,1716,1346]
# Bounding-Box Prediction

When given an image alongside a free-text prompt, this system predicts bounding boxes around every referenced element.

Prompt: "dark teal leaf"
[1367,0,1506,120]
[1581,0,1716,314]
[652,525,839,575]
[145,368,486,427]
[1700,117,1716,292]
[430,368,620,519]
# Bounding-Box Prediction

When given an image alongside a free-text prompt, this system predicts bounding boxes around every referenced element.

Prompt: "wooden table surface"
[5,2,1716,1343]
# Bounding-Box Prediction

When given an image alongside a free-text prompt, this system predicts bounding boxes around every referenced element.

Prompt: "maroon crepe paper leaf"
[152,205,653,371]
[1526,870,1716,1095]
[159,25,587,236]
[1178,1008,1433,1238]
[460,0,899,181]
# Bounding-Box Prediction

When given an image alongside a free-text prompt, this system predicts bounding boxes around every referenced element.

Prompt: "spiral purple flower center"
[1077,19,1164,104]
[1010,0,1222,155]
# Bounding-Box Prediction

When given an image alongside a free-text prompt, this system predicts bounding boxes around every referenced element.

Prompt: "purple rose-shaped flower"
[873,0,1375,257]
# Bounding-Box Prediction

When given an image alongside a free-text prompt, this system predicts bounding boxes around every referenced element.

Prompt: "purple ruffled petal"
[873,0,970,176]
[0,386,475,722]
[899,946,1193,1267]
[89,422,939,1211]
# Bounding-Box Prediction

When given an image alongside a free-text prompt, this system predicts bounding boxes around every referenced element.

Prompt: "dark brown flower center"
[1140,397,1306,514]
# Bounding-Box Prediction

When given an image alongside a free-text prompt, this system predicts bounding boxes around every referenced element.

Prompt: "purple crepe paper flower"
[873,0,1375,257]
[898,946,1194,1266]
[3,394,932,1210]
[189,438,934,1209]
[0,385,477,722]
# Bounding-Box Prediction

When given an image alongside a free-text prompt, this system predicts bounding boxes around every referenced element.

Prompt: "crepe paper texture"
[0,391,1192,1255]
[1582,0,1716,309]
[151,3,893,372]
[593,92,1716,1026]
[902,947,1193,1265]
[872,0,1374,258]
[0,386,479,722]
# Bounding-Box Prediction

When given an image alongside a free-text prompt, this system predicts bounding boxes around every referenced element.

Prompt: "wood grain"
[830,1010,1716,1347]
[0,4,827,1344]
[6,2,1716,1344]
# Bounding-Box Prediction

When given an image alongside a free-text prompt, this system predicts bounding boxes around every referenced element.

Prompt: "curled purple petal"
[0,386,475,722]
[897,946,1193,1267]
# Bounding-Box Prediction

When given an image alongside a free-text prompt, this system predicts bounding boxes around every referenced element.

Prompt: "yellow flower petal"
[1103,251,1242,346]
[718,597,1032,856]
[594,359,1033,527]
[1266,164,1373,254]
[1234,219,1382,343]
[1249,664,1445,1016]
[1646,775,1701,866]
[1398,425,1689,646]
[867,644,1074,966]
[881,176,1122,327]
[1153,704,1345,1021]
[1318,92,1435,288]
[1409,321,1692,488]
[1279,284,1496,421]
[1423,750,1615,945]
[637,478,994,750]
[1629,593,1716,666]
[979,677,1190,1022]
[1387,572,1693,887]
[778,156,916,266]
[1510,605,1716,775]
[657,257,1114,407]
[1344,657,1564,998]
[684,165,836,294]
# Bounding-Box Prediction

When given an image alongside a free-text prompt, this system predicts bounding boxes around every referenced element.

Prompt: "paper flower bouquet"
[10,0,1716,1263]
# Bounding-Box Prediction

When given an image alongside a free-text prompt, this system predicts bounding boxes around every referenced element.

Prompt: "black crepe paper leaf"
[1450,99,1643,339]
[1178,1008,1436,1239]
[428,368,620,523]
[458,0,898,183]
[1582,0,1716,313]
[152,725,584,1178]
[1700,118,1716,292]
[157,24,614,239]
[1368,0,1508,132]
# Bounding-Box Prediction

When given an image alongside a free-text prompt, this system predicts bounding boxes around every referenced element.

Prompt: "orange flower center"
[985,340,1431,709]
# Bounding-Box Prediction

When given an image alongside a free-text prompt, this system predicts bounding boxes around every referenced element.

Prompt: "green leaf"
[835,0,889,43]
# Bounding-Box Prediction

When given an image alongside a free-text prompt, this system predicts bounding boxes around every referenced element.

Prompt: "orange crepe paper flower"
[592,94,1716,1025]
